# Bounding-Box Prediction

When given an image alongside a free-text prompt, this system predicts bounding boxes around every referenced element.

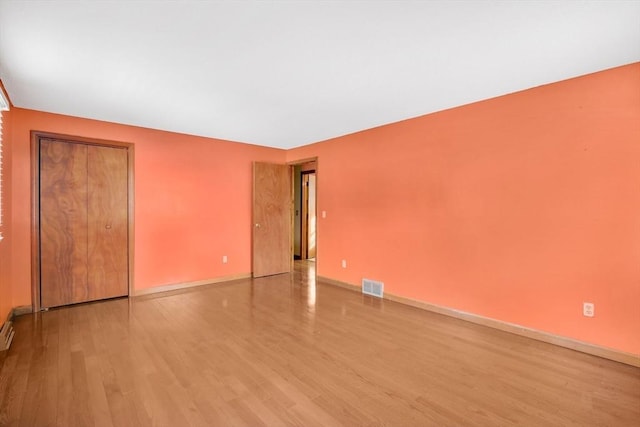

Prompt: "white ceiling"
[0,1,639,149]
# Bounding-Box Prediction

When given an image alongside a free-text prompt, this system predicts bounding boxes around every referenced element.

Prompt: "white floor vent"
[362,279,384,298]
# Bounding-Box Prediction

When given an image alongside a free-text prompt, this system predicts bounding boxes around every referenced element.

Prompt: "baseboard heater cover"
[362,278,384,298]
[0,321,15,351]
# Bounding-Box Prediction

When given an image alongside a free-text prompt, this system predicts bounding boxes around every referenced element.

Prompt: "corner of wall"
[0,97,13,324]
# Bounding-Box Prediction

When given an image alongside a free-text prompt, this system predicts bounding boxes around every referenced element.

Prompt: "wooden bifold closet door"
[40,139,129,308]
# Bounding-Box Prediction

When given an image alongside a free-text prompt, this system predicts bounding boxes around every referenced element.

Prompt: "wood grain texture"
[1,261,638,426]
[318,275,640,367]
[39,139,130,308]
[133,273,251,296]
[253,162,292,277]
[32,131,135,312]
[87,145,129,301]
[40,139,89,308]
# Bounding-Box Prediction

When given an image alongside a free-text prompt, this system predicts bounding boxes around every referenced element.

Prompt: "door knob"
[255,223,261,228]
[105,225,112,229]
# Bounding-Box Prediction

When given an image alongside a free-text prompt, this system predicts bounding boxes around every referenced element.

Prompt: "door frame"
[30,131,135,312]
[288,157,318,266]
[300,170,316,259]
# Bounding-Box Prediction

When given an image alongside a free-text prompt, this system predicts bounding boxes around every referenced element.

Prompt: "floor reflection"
[294,259,316,309]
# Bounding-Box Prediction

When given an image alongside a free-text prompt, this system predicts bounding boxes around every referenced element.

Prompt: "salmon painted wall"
[10,108,285,307]
[287,63,640,355]
[0,101,13,322]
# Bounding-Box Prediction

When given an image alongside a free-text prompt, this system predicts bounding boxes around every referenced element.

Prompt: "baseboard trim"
[12,306,33,317]
[319,276,360,292]
[318,276,640,367]
[134,273,252,296]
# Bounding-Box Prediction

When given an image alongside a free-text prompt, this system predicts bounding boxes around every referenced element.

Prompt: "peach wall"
[5,63,639,356]
[10,109,285,306]
[0,103,13,321]
[287,63,640,355]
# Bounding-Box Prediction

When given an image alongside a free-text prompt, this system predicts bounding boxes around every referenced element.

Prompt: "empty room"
[0,1,639,426]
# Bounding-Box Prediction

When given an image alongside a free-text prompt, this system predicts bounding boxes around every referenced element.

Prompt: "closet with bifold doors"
[37,135,130,308]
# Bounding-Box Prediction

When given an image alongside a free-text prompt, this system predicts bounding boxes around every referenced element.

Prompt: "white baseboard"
[318,276,640,368]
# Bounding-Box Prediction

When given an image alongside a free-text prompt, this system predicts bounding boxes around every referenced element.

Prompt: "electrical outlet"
[341,259,347,268]
[583,302,594,317]
[222,255,228,264]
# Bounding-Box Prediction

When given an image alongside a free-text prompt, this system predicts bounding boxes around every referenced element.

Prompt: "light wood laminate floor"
[1,261,639,426]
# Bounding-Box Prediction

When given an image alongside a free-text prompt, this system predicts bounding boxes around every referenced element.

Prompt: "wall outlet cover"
[583,302,595,317]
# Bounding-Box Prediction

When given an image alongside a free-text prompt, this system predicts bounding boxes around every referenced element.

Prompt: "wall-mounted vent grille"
[362,278,384,298]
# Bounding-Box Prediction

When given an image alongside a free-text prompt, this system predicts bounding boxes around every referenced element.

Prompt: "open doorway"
[293,161,317,261]
[301,171,317,259]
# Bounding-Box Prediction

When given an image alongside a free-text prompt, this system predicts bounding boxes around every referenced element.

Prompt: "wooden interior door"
[253,162,292,277]
[40,139,89,307]
[40,139,129,308]
[86,145,129,300]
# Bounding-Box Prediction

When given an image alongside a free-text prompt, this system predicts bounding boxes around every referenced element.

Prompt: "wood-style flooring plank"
[1,260,638,426]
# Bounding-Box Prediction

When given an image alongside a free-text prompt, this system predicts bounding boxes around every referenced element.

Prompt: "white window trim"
[0,87,9,242]
[0,89,8,111]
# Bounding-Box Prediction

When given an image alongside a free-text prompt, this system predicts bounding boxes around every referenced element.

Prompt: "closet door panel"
[40,140,89,308]
[87,145,129,300]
